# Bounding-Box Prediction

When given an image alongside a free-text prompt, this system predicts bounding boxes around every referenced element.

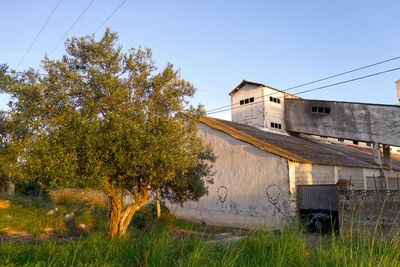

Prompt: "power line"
[206,66,400,115]
[16,0,62,70]
[206,55,400,113]
[93,0,129,34]
[285,56,400,91]
[48,0,96,56]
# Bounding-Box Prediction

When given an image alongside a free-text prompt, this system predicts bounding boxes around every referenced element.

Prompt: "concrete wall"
[231,84,264,128]
[263,87,286,133]
[168,123,293,229]
[289,162,400,190]
[285,99,400,146]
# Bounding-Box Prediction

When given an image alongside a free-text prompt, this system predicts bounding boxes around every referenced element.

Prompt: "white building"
[169,117,400,229]
[169,79,400,230]
[229,80,299,133]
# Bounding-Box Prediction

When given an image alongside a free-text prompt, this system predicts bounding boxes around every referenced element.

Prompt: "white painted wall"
[263,87,286,133]
[168,124,293,229]
[231,85,288,134]
[231,84,264,128]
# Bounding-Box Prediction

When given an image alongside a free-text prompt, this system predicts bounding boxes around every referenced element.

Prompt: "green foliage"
[131,201,173,229]
[0,29,215,212]
[15,180,44,196]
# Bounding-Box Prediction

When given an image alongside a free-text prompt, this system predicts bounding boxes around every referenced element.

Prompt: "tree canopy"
[0,30,215,238]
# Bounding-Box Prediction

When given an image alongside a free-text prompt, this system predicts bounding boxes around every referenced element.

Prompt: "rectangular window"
[338,138,344,142]
[353,140,359,145]
[240,100,244,105]
[366,142,372,147]
[311,106,331,114]
[397,149,400,153]
[245,99,249,104]
[270,122,282,129]
[250,97,254,103]
[269,97,281,104]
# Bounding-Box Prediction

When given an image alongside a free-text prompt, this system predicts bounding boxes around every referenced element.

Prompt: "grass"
[1,194,400,266]
[0,192,108,237]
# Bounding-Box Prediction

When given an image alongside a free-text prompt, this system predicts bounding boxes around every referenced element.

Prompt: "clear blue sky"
[1,0,400,120]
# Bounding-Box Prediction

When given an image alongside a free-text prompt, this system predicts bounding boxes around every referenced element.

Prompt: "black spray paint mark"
[265,184,292,220]
[217,186,228,204]
[266,185,281,206]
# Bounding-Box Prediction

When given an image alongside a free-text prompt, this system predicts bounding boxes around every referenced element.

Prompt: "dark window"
[240,100,244,105]
[270,122,282,129]
[366,142,372,147]
[397,149,400,153]
[338,138,344,142]
[312,106,331,114]
[245,99,249,104]
[250,97,254,103]
[353,140,359,145]
[321,136,328,139]
[269,97,281,104]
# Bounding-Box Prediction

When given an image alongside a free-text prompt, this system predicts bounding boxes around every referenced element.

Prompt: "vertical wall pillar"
[383,145,392,169]
[334,166,338,184]
[373,143,382,167]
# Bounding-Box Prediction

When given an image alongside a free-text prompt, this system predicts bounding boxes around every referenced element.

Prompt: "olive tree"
[0,30,215,238]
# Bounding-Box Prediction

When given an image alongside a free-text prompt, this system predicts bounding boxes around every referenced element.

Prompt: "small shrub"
[16,180,44,197]
[132,201,173,229]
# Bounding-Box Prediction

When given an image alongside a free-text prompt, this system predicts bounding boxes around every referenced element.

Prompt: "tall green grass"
[1,194,400,266]
[1,226,399,266]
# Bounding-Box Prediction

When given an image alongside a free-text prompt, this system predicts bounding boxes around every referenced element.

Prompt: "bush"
[132,201,173,229]
[16,180,44,196]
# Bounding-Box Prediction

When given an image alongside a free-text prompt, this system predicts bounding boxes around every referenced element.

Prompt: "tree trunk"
[156,189,161,219]
[103,179,151,239]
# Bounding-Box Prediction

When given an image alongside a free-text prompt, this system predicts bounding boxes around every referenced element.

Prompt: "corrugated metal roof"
[200,117,400,171]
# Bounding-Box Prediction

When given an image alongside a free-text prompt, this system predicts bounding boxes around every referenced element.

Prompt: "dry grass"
[50,188,108,208]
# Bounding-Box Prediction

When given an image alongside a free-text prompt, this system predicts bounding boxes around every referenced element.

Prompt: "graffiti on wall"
[214,185,240,215]
[217,186,228,208]
[265,184,292,220]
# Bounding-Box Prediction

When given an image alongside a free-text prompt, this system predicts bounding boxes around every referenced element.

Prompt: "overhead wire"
[93,0,129,34]
[48,0,96,56]
[16,0,63,70]
[206,66,400,115]
[206,56,400,113]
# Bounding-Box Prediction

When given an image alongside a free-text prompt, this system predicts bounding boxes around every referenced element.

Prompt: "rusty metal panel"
[297,185,339,211]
